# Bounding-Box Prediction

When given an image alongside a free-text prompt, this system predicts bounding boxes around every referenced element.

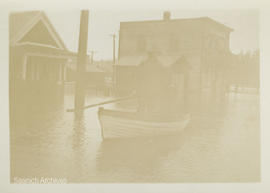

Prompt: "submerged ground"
[10,85,260,183]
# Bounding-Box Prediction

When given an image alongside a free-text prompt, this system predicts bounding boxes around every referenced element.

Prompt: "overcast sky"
[45,10,258,60]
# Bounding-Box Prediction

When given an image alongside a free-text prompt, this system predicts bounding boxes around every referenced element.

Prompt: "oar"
[66,95,137,112]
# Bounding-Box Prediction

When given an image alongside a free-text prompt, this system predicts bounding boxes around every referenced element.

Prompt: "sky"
[23,10,257,60]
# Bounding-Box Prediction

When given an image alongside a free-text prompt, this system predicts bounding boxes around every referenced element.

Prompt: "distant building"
[9,11,75,86]
[229,50,260,89]
[66,56,113,88]
[116,12,233,94]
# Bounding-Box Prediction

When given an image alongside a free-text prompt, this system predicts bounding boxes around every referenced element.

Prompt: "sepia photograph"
[7,8,261,184]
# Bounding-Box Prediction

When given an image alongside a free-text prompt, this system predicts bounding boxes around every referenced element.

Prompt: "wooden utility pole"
[112,34,116,65]
[90,50,97,64]
[74,10,89,113]
[110,34,116,90]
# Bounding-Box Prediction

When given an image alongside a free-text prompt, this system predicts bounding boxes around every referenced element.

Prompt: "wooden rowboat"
[98,107,191,139]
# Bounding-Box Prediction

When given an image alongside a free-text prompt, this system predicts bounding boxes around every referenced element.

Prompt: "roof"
[117,53,188,68]
[9,11,67,50]
[120,17,233,32]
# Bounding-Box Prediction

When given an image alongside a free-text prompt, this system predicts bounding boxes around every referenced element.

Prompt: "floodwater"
[10,85,260,183]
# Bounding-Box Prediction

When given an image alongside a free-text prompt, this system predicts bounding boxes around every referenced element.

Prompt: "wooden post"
[58,63,62,83]
[74,10,89,113]
[183,65,189,113]
[113,34,116,95]
[112,34,116,65]
[22,56,27,80]
[111,34,116,95]
[62,63,66,82]
[90,50,95,64]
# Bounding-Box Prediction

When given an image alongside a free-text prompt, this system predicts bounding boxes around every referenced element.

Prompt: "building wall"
[202,22,231,92]
[119,20,204,58]
[10,45,70,89]
[117,18,232,94]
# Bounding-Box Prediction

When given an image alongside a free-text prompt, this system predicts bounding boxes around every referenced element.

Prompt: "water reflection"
[10,85,260,183]
[72,113,86,148]
[96,134,193,182]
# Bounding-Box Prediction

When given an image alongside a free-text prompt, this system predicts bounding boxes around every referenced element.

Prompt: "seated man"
[136,51,171,114]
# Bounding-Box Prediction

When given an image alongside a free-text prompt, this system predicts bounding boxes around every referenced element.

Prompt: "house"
[116,11,233,94]
[9,11,78,130]
[66,56,113,89]
[9,11,75,88]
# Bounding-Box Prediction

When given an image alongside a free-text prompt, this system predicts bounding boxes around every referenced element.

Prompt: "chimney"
[163,11,171,21]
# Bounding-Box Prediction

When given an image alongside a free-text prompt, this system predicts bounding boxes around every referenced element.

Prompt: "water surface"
[10,86,260,182]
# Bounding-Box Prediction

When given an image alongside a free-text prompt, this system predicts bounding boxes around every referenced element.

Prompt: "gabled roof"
[9,11,67,50]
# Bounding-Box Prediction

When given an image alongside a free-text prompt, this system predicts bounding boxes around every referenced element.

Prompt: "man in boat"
[136,51,170,114]
[170,55,189,113]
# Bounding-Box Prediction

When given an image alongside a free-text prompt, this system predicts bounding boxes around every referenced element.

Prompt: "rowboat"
[98,107,191,139]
